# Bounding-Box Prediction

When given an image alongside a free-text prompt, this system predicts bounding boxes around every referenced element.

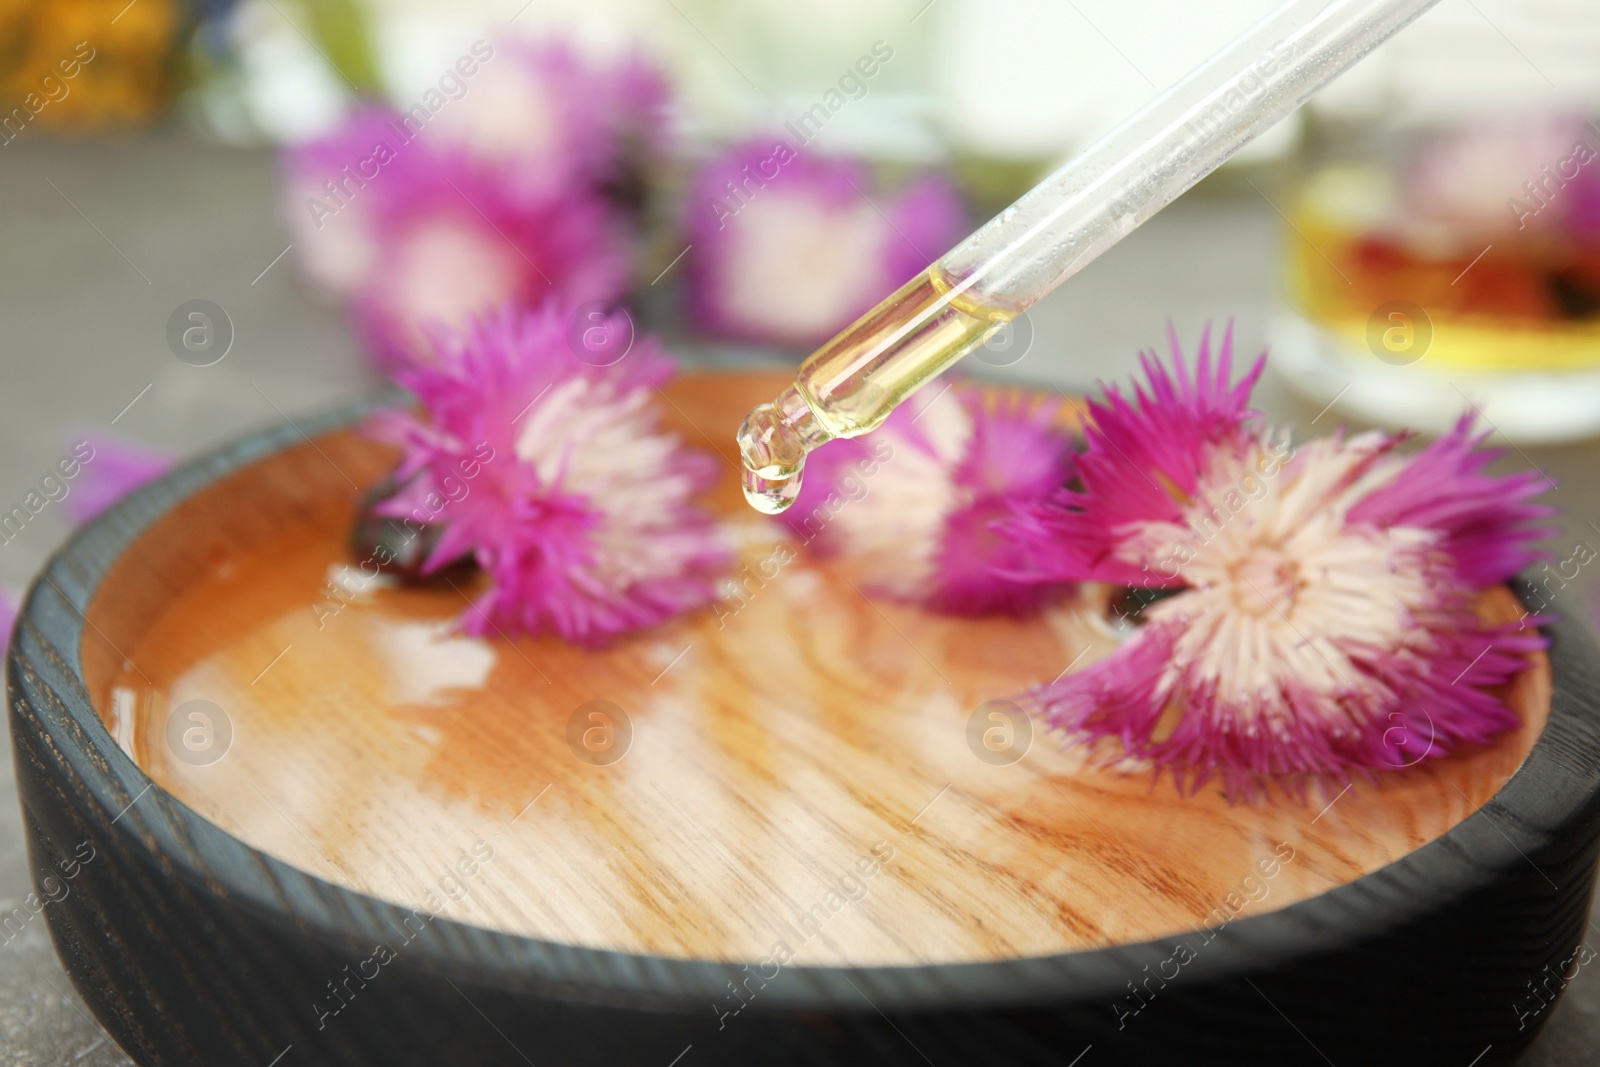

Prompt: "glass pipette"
[735,0,1444,514]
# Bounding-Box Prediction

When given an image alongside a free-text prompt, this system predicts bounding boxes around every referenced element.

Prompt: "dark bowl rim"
[10,375,1600,1015]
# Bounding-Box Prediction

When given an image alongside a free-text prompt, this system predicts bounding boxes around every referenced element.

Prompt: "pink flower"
[1001,327,1553,796]
[421,38,671,209]
[282,107,412,300]
[685,140,965,346]
[280,38,665,366]
[63,434,176,525]
[369,301,730,647]
[785,384,1076,615]
[351,158,630,368]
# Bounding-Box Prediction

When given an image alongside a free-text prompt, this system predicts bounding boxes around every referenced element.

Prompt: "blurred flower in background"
[684,139,964,346]
[267,8,969,370]
[1404,116,1600,245]
[280,36,658,367]
[279,104,395,299]
[419,37,670,211]
[349,163,629,368]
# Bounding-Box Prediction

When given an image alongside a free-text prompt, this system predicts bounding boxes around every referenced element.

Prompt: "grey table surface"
[1,130,1598,1065]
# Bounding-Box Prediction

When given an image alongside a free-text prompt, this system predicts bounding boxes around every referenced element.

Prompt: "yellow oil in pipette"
[736,265,1016,514]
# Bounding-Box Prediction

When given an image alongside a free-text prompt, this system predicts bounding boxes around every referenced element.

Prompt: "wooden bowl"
[11,372,1600,1067]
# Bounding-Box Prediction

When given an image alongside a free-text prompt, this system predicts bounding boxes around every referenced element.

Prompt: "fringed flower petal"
[369,301,729,647]
[1346,414,1555,586]
[1002,330,1551,797]
[1007,325,1266,589]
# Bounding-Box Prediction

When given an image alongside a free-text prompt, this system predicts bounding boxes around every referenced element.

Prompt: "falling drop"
[735,390,827,516]
[740,461,805,515]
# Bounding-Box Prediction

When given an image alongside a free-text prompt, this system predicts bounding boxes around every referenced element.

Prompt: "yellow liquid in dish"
[736,266,1016,514]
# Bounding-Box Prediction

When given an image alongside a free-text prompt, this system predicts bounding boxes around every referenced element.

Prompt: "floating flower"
[369,301,729,647]
[785,384,1076,615]
[62,434,175,525]
[1001,327,1553,795]
[685,140,965,346]
[351,156,631,368]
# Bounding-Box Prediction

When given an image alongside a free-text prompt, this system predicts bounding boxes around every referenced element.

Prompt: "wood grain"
[75,372,1552,967]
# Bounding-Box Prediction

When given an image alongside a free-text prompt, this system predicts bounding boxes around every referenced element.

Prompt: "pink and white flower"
[421,38,671,209]
[1001,327,1553,795]
[280,39,667,366]
[369,301,730,647]
[281,107,410,301]
[685,140,965,346]
[786,383,1076,616]
[351,155,631,368]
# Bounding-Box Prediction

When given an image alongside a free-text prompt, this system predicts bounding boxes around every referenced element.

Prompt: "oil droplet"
[741,461,804,515]
[736,392,821,515]
[732,267,1015,514]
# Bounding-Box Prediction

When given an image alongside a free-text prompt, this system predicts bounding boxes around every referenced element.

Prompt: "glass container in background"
[1269,0,1600,443]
